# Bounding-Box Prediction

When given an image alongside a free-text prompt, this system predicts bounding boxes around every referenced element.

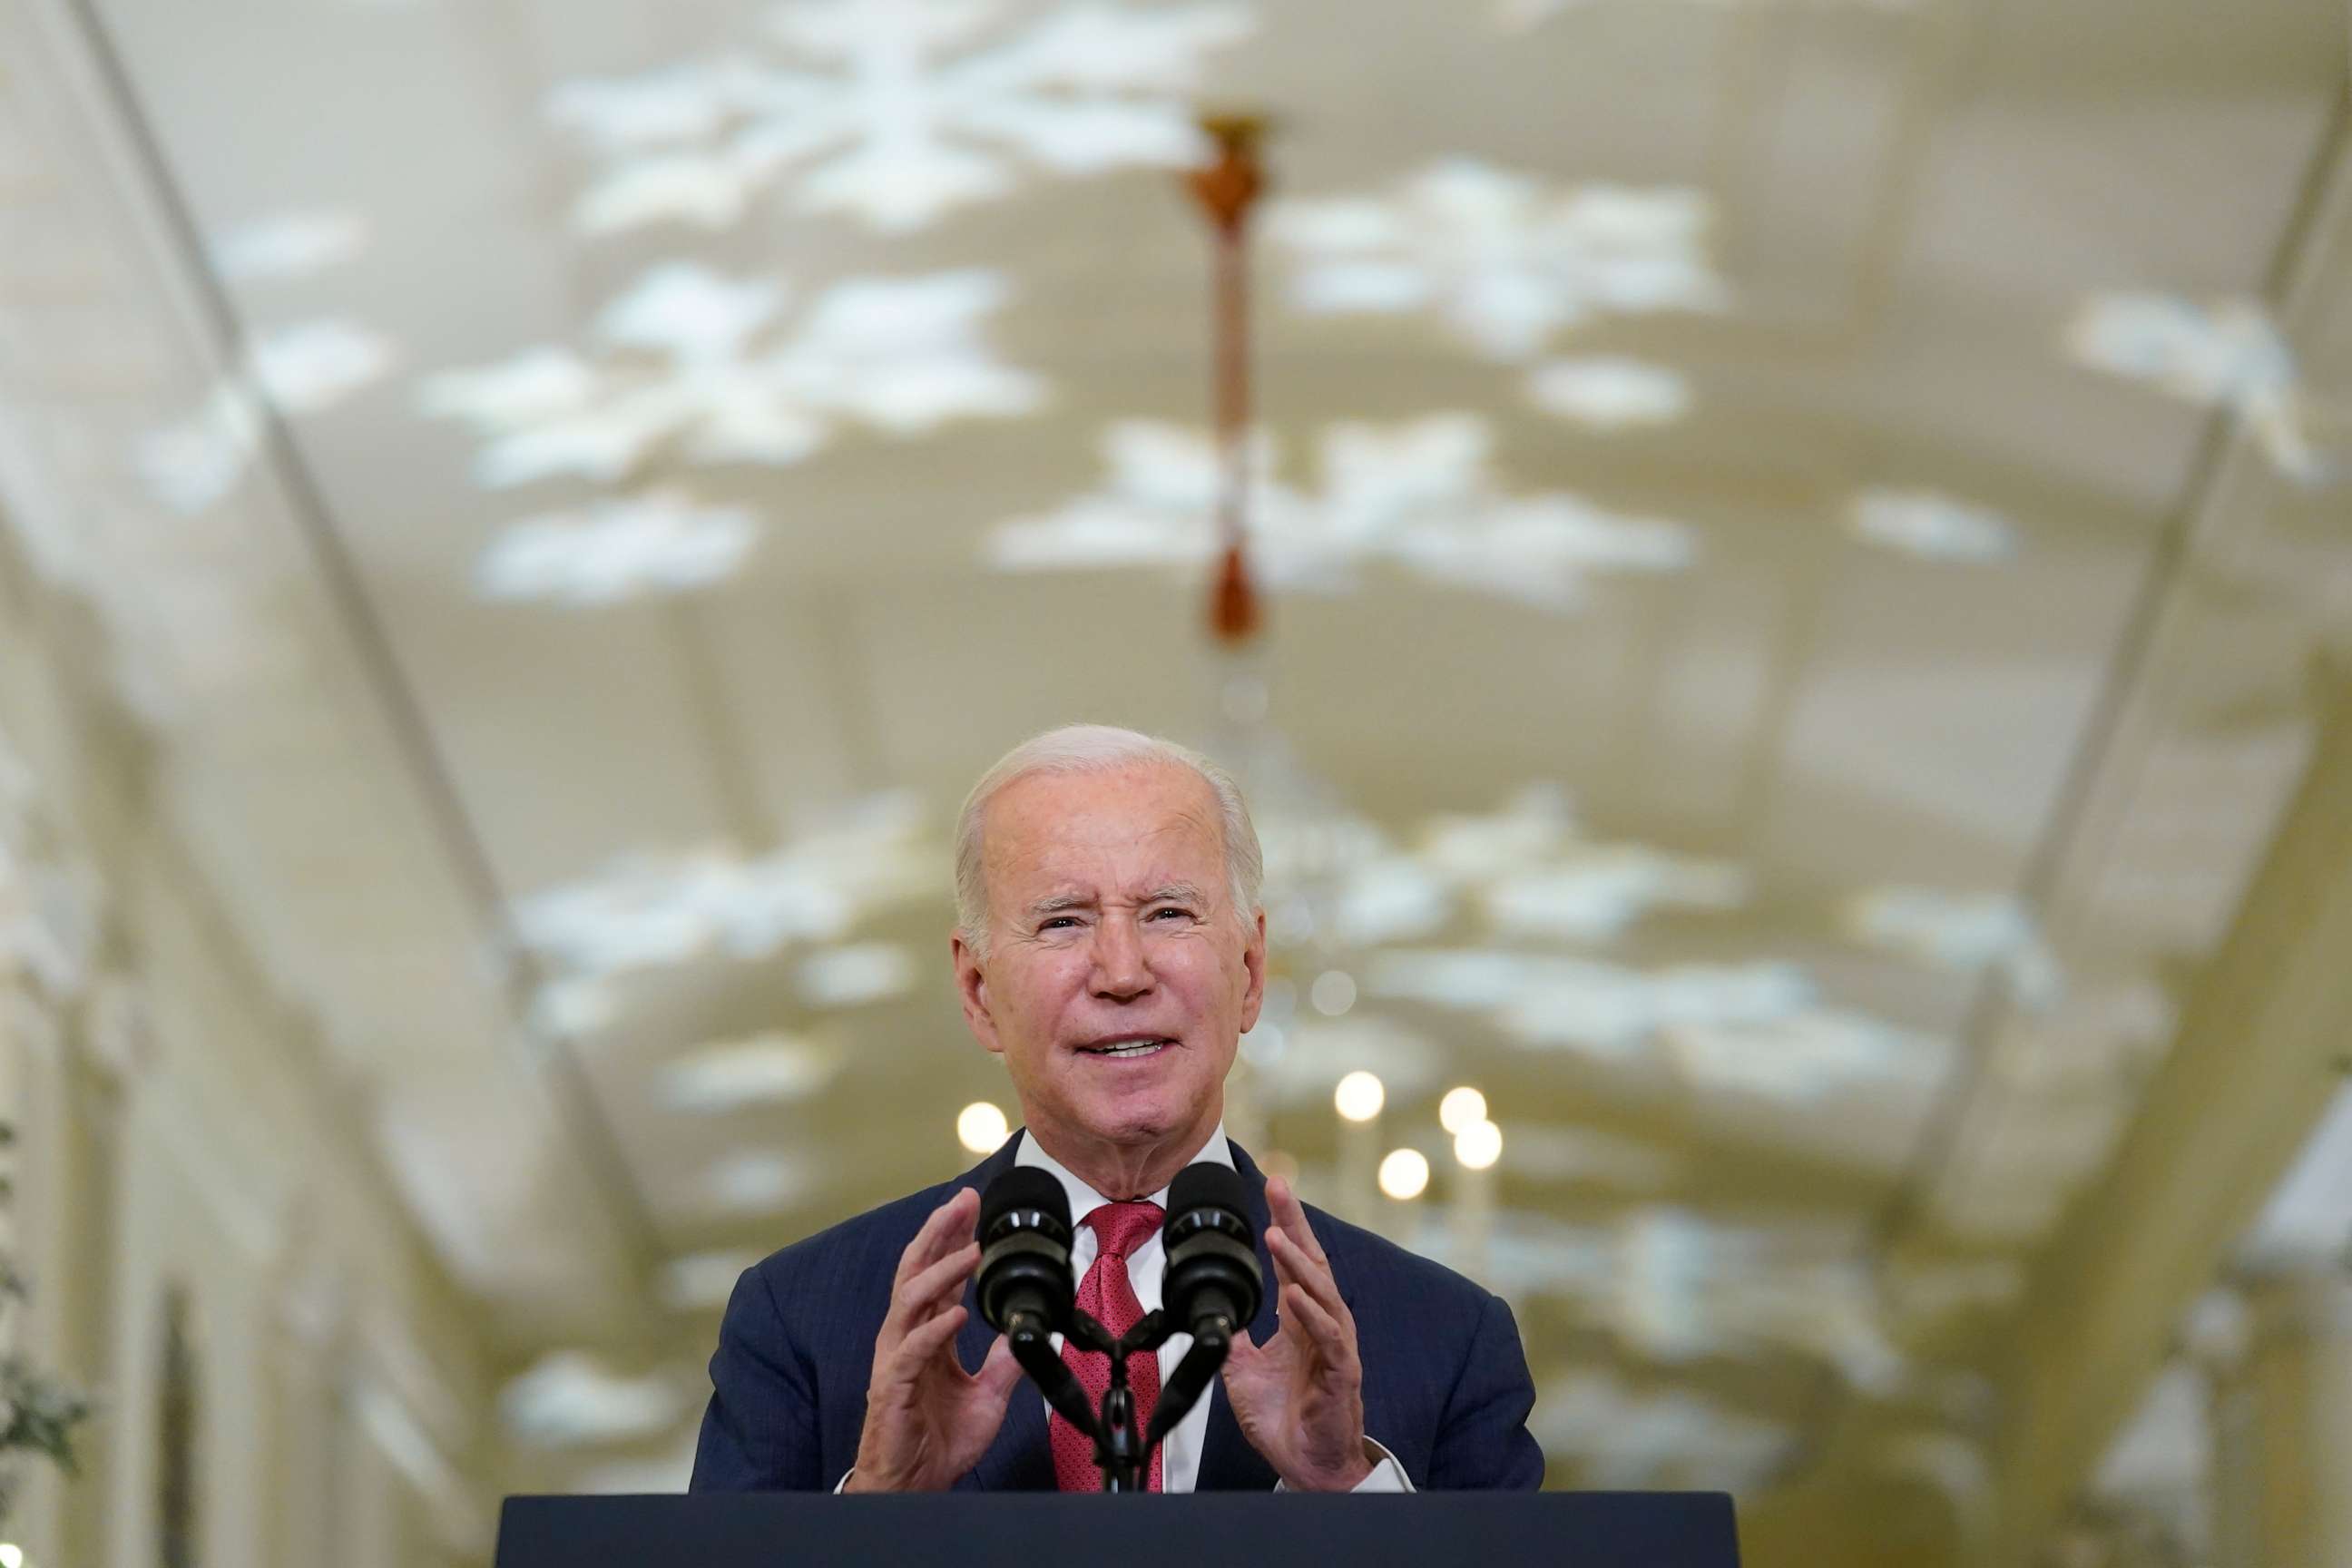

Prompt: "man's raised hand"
[844,1187,1023,1492]
[1218,1174,1375,1491]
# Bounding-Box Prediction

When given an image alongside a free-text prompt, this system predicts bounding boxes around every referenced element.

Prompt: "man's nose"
[1089,915,1154,1000]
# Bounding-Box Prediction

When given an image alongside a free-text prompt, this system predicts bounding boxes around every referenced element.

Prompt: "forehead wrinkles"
[983,775,1227,901]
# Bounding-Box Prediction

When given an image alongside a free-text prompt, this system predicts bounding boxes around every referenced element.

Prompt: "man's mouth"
[1076,1037,1176,1058]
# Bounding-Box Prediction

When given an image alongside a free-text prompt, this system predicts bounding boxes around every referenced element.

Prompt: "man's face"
[953,762,1265,1161]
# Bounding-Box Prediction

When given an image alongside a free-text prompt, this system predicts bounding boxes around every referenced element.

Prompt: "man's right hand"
[843,1187,1023,1492]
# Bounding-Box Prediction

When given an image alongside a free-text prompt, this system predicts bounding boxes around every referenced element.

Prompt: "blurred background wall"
[0,0,2348,1563]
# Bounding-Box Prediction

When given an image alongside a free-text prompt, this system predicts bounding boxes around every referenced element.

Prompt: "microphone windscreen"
[979,1166,1071,1240]
[1169,1162,1250,1230]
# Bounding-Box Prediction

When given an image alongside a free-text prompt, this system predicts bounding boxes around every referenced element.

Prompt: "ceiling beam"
[1976,662,2352,1565]
[11,0,672,1344]
[1735,79,2352,1534]
[1975,74,2352,1495]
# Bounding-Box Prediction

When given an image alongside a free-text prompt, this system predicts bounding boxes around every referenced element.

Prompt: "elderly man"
[691,725,1543,1493]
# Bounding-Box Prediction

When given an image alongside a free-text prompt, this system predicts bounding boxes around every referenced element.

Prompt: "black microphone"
[975,1169,1100,1448]
[975,1168,1074,1344]
[1162,1162,1262,1350]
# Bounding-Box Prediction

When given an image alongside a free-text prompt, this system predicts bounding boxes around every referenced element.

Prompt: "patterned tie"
[1050,1200,1166,1492]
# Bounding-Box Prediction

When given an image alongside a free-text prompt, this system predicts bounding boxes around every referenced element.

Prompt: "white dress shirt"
[837,1123,1412,1493]
[1015,1124,1410,1494]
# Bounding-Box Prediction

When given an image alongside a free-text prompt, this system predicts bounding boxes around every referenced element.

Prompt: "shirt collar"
[1014,1120,1232,1223]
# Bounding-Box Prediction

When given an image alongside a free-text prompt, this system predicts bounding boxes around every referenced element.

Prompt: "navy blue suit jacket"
[691,1133,1544,1491]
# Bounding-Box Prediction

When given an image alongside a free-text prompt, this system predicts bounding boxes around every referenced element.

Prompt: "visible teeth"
[1092,1040,1166,1056]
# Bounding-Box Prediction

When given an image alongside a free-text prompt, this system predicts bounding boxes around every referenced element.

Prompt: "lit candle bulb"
[1438,1086,1487,1135]
[1333,1071,1384,1227]
[956,1101,1010,1154]
[1451,1118,1502,1283]
[1377,1148,1430,1201]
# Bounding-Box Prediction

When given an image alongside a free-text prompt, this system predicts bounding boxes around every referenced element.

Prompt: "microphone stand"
[1021,1308,1237,1492]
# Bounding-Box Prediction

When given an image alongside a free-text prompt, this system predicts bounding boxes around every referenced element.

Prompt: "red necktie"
[1050,1200,1165,1492]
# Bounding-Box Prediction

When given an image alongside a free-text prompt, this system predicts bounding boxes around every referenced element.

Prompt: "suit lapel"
[955,1132,1059,1491]
[1195,1141,1283,1493]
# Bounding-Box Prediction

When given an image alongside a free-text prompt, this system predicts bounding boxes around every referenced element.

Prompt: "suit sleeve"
[690,1263,825,1492]
[1425,1291,1545,1491]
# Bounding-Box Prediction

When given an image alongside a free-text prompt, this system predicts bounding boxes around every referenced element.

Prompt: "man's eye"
[1149,906,1194,921]
[1039,916,1079,931]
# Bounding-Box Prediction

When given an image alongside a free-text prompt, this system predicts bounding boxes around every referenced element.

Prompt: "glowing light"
[419,265,1041,489]
[656,1250,760,1312]
[1310,970,1357,1016]
[1249,1017,1440,1111]
[1844,887,2062,1009]
[1273,161,1728,362]
[1377,1149,1431,1200]
[548,1,1253,236]
[1485,848,1748,942]
[1527,358,1690,429]
[2066,292,2328,485]
[512,791,935,985]
[250,318,398,413]
[1455,1119,1504,1170]
[1438,1086,1488,1134]
[501,1352,682,1447]
[987,415,1696,610]
[1667,1012,1944,1101]
[957,1102,1010,1153]
[1848,488,2016,564]
[139,319,397,514]
[1529,1369,1792,1492]
[798,943,917,1007]
[0,1544,24,1568]
[1501,0,1918,28]
[475,490,757,604]
[1334,1070,1386,1122]
[658,1034,838,1113]
[700,1152,807,1214]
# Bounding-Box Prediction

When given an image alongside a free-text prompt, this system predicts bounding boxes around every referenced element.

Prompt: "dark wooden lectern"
[495,1491,1741,1566]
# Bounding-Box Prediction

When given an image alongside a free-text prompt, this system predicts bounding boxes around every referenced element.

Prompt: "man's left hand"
[1219,1174,1375,1491]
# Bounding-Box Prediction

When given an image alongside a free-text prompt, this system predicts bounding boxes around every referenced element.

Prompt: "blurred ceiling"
[2,0,2349,1531]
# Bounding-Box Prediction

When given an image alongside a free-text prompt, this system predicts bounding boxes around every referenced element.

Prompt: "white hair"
[954,724,1264,959]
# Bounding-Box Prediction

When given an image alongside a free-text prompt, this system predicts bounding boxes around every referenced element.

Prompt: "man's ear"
[1237,906,1268,1034]
[952,930,1003,1056]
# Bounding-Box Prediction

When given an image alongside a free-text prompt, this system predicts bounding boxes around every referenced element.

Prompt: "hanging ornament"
[1184,113,1270,647]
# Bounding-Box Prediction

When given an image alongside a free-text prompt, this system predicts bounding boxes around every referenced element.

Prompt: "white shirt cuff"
[1351,1436,1413,1492]
[1271,1436,1414,1494]
[833,1468,854,1494]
